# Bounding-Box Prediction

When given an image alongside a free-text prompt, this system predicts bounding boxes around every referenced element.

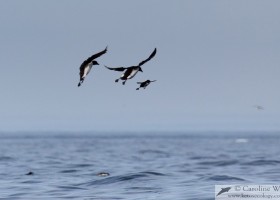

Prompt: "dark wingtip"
[150,48,157,58]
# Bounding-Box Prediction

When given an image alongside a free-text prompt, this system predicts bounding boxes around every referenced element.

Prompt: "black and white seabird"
[104,48,157,85]
[78,47,107,87]
[136,80,156,90]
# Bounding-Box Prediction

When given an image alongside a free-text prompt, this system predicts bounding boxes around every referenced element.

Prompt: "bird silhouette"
[104,48,157,85]
[78,47,107,87]
[136,80,156,90]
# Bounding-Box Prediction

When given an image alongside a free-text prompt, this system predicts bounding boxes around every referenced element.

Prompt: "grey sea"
[0,132,279,200]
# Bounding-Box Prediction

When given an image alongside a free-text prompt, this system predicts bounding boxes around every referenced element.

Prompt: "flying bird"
[136,80,156,90]
[104,48,157,85]
[78,47,107,87]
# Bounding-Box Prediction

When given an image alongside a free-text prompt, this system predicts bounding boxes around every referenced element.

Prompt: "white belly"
[83,65,92,78]
[127,69,138,79]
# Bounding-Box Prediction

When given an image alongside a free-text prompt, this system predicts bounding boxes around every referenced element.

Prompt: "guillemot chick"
[136,80,156,90]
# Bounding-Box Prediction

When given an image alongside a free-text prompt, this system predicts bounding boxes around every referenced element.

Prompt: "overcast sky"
[0,0,280,133]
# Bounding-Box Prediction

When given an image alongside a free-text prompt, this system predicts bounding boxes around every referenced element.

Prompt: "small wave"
[21,180,42,184]
[79,171,166,186]
[128,186,161,190]
[59,169,79,174]
[57,185,87,190]
[190,156,216,160]
[68,163,92,168]
[125,186,162,194]
[138,150,170,157]
[140,171,166,176]
[205,175,246,181]
[0,156,14,161]
[197,160,238,167]
[242,159,280,166]
[8,192,29,198]
[81,174,144,186]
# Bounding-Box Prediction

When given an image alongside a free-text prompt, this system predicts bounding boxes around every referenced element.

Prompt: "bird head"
[92,61,99,65]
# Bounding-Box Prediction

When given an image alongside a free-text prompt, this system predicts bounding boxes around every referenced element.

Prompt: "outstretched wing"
[104,65,127,72]
[138,48,157,66]
[84,46,108,64]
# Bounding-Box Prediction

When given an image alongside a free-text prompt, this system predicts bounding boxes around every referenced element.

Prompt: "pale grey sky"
[0,0,280,132]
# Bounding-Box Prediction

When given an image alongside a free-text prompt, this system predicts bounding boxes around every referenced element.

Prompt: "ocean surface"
[0,132,280,200]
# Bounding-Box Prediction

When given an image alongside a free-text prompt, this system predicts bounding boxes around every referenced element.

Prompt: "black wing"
[83,46,107,64]
[138,48,157,66]
[104,65,127,72]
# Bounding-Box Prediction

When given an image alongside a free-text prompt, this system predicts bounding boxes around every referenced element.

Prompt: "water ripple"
[79,171,166,186]
[59,169,79,174]
[242,159,280,166]
[197,160,238,166]
[205,175,246,181]
[0,156,14,161]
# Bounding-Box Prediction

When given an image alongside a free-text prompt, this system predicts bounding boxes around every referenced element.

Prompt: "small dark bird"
[26,171,34,175]
[104,48,157,85]
[216,187,231,196]
[136,80,156,90]
[78,47,107,87]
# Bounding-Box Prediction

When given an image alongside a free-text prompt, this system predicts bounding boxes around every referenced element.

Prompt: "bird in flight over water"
[78,47,107,87]
[136,80,156,90]
[104,48,157,85]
